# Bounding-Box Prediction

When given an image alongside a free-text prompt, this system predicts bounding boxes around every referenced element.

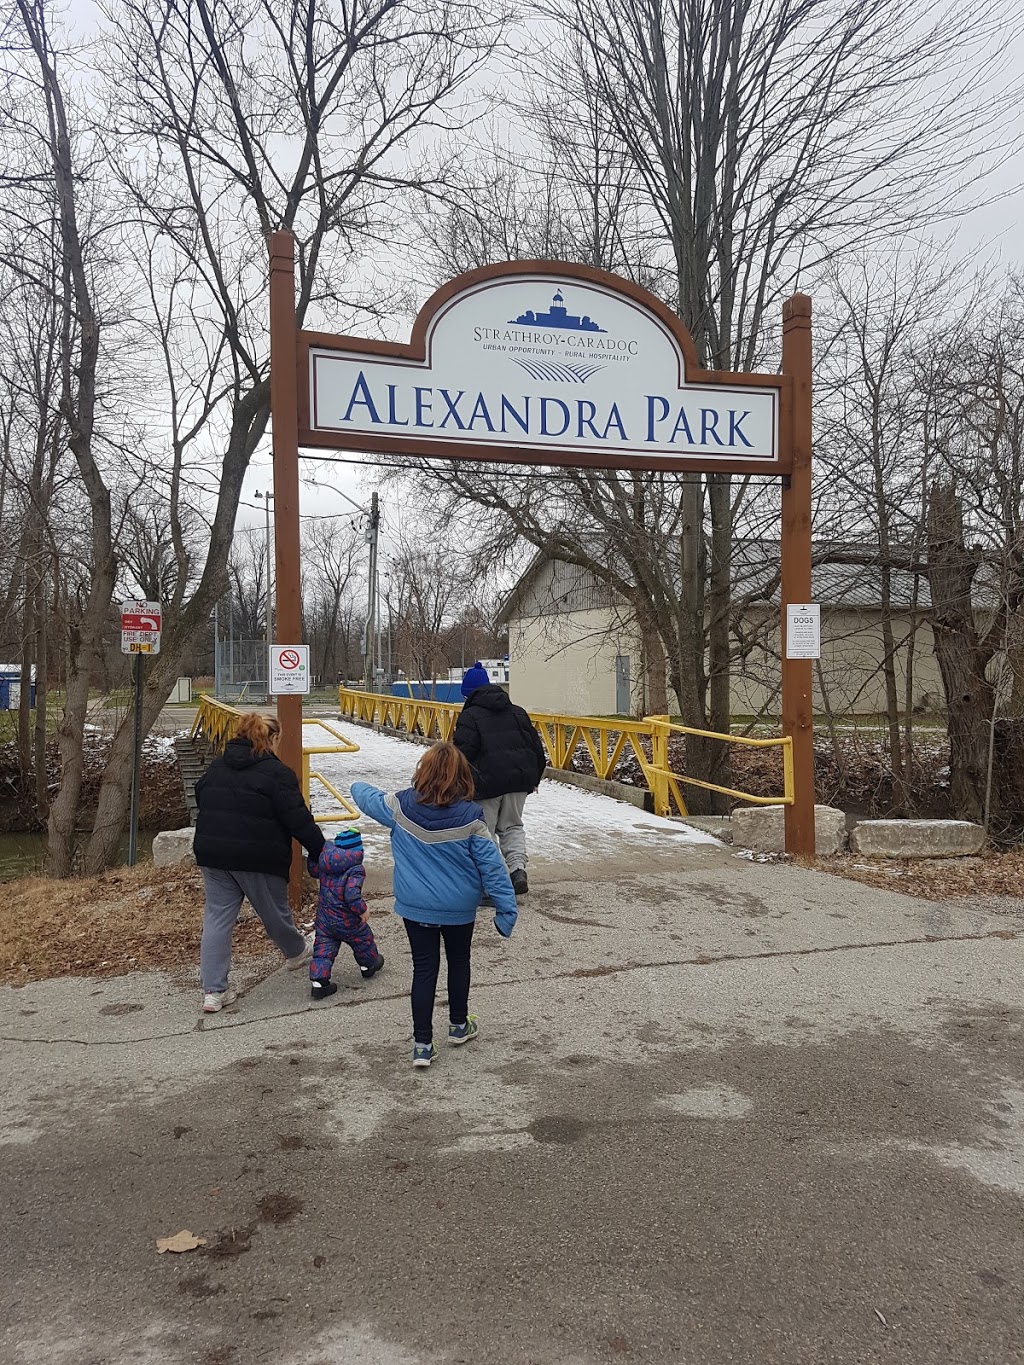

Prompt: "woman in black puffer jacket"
[193,712,325,1014]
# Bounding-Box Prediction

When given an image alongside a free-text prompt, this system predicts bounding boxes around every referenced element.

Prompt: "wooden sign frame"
[268,232,815,894]
[294,260,792,476]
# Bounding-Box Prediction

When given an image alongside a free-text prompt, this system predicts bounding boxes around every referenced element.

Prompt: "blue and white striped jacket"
[351,782,518,934]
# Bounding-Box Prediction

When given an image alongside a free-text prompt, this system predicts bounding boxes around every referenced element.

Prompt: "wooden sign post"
[268,231,816,894]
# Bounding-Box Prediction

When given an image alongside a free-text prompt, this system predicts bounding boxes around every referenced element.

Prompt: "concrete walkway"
[2,726,1023,1364]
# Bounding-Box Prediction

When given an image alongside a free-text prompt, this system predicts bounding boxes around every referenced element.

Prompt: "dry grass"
[0,863,318,985]
[827,850,1024,905]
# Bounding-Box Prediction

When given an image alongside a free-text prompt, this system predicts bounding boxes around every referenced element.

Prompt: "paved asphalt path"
[2,725,1023,1364]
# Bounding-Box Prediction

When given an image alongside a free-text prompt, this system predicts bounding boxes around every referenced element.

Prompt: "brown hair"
[235,712,281,755]
[412,742,475,806]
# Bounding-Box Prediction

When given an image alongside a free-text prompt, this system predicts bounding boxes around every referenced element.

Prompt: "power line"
[237,497,365,523]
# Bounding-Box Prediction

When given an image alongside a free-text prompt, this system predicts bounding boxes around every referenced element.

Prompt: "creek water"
[0,829,157,881]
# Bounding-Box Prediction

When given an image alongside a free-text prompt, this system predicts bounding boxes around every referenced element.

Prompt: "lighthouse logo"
[471,285,639,382]
[508,288,606,334]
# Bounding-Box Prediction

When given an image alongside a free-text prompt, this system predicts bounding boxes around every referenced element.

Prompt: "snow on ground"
[305,721,719,868]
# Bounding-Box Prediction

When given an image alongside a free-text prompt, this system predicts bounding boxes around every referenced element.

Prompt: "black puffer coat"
[453,685,547,800]
[193,738,325,880]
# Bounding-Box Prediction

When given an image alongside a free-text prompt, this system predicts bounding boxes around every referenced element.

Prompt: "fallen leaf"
[874,1308,888,1327]
[156,1230,207,1254]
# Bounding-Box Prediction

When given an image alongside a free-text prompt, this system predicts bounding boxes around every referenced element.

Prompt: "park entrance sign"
[299,266,789,474]
[269,234,813,877]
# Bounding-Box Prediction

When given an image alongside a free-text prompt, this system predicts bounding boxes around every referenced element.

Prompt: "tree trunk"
[18,584,34,781]
[639,609,667,715]
[926,483,994,823]
[878,570,907,813]
[34,571,49,819]
[706,472,733,813]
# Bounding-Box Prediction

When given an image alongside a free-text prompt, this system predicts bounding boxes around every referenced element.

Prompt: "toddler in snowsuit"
[307,828,384,1000]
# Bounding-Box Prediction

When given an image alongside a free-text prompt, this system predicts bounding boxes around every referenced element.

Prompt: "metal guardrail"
[337,686,793,817]
[192,695,361,824]
[336,687,461,741]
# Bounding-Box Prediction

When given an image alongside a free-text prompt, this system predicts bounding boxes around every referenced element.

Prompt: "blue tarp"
[390,681,463,704]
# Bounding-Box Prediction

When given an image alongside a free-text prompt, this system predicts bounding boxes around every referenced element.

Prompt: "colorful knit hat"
[333,827,363,853]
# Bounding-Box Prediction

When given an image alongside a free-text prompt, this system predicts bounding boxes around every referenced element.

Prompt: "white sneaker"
[285,934,313,971]
[202,988,237,1014]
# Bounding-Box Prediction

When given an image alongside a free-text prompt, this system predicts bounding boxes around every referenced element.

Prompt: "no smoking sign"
[270,644,310,695]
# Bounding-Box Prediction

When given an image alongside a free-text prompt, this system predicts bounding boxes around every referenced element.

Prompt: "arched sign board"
[268,232,813,886]
[297,262,791,475]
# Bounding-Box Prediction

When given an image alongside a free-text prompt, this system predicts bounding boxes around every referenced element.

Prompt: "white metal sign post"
[270,644,311,695]
[120,600,162,866]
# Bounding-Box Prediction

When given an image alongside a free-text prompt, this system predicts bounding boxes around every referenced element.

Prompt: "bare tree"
[815,253,963,810]
[77,0,508,870]
[400,0,1021,809]
[302,516,363,682]
[1,0,121,873]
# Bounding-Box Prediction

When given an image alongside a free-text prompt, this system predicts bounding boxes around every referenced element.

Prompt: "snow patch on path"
[306,722,720,865]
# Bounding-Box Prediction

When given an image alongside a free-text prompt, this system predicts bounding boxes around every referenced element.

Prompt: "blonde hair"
[412,742,475,806]
[235,712,281,755]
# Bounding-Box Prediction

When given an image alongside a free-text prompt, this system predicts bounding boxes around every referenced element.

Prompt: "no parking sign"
[270,644,310,695]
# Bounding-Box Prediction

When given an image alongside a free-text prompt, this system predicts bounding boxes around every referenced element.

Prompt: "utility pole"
[364,490,379,692]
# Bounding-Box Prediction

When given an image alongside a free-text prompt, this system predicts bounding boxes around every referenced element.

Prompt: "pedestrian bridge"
[186,688,793,840]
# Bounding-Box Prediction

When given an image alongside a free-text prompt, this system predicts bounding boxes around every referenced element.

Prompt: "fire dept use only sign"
[121,600,162,655]
[298,264,789,475]
[270,644,310,695]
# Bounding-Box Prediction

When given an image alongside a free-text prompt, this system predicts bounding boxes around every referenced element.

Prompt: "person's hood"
[396,788,484,830]
[223,737,274,770]
[463,683,510,712]
[320,841,364,877]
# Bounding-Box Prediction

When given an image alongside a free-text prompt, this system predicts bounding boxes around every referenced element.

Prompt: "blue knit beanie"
[333,827,363,853]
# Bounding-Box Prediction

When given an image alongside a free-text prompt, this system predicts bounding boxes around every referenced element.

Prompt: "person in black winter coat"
[193,712,325,1013]
[452,684,546,896]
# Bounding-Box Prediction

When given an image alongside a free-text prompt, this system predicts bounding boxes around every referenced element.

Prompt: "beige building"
[498,544,950,719]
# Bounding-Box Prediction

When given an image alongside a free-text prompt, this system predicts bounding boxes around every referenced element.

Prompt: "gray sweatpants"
[200,868,306,993]
[477,792,529,872]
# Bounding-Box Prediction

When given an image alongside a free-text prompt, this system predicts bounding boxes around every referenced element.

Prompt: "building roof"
[499,537,1002,622]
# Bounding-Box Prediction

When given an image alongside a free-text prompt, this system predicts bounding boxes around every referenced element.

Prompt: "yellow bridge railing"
[192,695,361,825]
[337,686,793,818]
[335,686,462,742]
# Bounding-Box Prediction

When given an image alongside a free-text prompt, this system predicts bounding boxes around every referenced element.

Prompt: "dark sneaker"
[359,952,385,980]
[412,1041,437,1068]
[310,981,338,1001]
[449,1015,479,1046]
[510,869,529,896]
[479,894,494,908]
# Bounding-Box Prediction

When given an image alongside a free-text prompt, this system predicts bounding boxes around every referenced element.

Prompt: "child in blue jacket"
[352,741,517,1068]
[307,828,384,1000]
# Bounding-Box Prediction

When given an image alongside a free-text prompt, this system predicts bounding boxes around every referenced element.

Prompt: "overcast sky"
[60,0,1024,558]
